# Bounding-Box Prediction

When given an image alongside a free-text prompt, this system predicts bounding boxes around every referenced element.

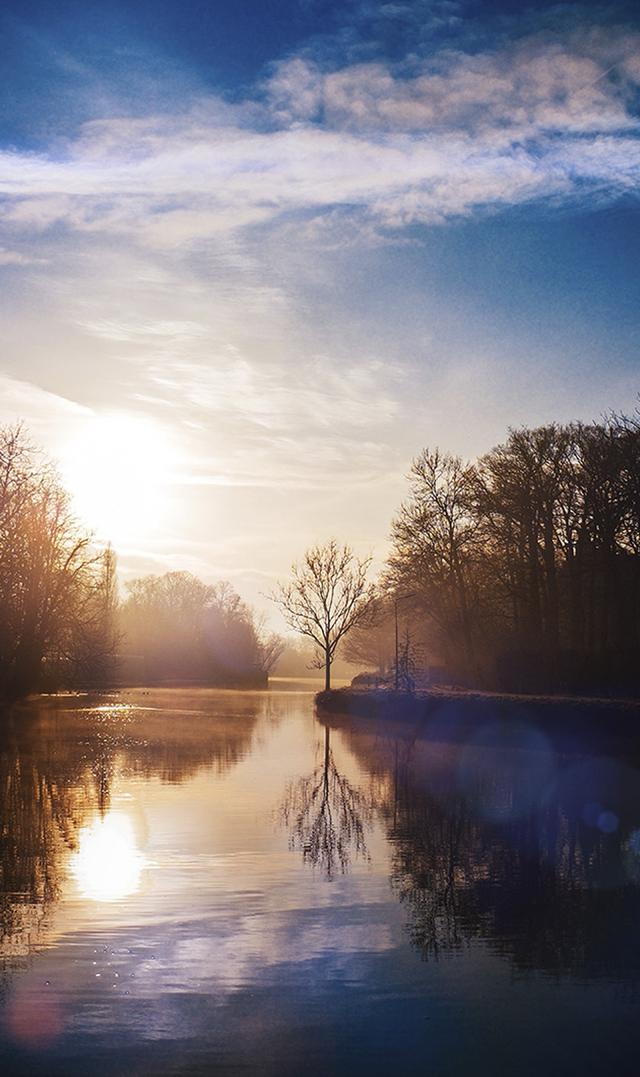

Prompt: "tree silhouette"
[386,410,640,693]
[272,540,374,690]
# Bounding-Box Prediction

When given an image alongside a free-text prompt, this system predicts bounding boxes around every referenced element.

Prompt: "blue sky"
[3,1,640,146]
[1,0,639,612]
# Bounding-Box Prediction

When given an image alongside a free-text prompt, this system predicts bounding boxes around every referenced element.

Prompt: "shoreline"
[315,686,640,751]
[317,684,640,712]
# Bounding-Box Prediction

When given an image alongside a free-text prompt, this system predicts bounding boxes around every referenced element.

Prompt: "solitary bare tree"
[272,540,374,690]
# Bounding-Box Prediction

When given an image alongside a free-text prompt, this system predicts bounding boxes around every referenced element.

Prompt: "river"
[1,683,639,1075]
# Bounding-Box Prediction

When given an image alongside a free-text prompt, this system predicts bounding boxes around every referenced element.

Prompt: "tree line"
[0,425,282,701]
[120,572,282,687]
[274,406,640,695]
[5,401,640,700]
[386,411,640,692]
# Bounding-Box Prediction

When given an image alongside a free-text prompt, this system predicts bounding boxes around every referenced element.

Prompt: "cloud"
[79,318,209,343]
[0,246,46,266]
[22,240,405,497]
[0,374,92,450]
[145,352,400,430]
[0,24,638,247]
[1,6,639,607]
[122,343,403,491]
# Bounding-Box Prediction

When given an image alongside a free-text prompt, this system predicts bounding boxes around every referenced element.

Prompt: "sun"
[60,412,176,544]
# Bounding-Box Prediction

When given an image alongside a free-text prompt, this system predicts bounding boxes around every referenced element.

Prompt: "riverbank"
[315,686,640,751]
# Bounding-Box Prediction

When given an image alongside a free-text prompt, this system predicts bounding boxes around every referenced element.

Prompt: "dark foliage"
[387,410,640,694]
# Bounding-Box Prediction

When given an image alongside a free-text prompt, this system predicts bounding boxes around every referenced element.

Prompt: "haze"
[1,0,639,617]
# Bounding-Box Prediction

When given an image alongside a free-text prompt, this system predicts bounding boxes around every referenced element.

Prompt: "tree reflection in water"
[5,691,640,994]
[0,690,265,967]
[336,714,640,981]
[281,725,374,879]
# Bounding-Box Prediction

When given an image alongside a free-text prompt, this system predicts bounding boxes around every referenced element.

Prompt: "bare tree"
[271,540,374,690]
[385,412,640,693]
[253,614,285,676]
[387,450,481,677]
[342,594,394,675]
[0,425,107,699]
[66,544,121,686]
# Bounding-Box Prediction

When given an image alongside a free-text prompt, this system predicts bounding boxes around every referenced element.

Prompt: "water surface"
[1,684,639,1075]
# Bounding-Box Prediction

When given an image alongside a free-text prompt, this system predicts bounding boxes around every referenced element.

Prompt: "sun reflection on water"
[71,812,146,903]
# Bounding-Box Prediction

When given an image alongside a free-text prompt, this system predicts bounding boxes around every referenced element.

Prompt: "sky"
[1,0,639,617]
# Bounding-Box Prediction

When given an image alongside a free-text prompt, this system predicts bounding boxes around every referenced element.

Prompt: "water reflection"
[71,812,146,903]
[330,711,640,979]
[2,688,640,1075]
[281,725,373,878]
[0,689,267,963]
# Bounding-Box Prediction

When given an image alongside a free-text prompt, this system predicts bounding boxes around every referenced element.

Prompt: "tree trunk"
[324,650,331,691]
[542,507,559,653]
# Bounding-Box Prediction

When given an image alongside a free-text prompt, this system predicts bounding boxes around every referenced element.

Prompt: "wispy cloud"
[0,373,91,436]
[0,246,46,266]
[1,5,639,612]
[1,24,638,248]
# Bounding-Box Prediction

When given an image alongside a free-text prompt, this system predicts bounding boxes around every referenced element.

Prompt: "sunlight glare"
[61,412,176,544]
[71,812,146,903]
